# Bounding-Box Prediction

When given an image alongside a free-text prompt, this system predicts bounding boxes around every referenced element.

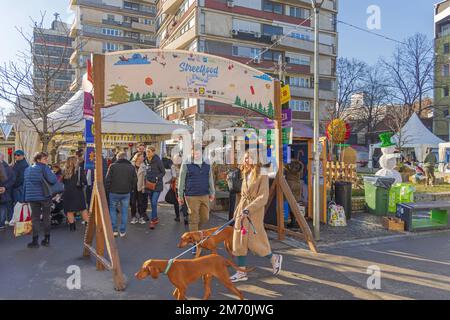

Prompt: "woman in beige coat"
[230,151,283,282]
[130,153,148,224]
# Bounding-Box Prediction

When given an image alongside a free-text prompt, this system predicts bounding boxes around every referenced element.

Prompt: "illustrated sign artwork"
[104,50,275,118]
[264,109,292,129]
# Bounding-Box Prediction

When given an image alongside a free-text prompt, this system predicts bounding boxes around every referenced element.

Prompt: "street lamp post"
[311,0,324,240]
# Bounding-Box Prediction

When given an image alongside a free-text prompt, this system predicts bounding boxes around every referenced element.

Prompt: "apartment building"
[33,17,74,92]
[69,0,158,89]
[155,0,338,131]
[434,0,450,140]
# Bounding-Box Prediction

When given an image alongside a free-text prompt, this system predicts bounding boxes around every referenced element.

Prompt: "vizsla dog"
[135,254,253,300]
[178,226,234,258]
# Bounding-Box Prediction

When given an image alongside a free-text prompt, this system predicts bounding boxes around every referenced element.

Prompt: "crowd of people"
[1,143,282,282]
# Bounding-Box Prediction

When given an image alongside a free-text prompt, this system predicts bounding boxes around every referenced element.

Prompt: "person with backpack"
[23,152,57,248]
[226,166,242,221]
[62,156,89,231]
[144,146,165,230]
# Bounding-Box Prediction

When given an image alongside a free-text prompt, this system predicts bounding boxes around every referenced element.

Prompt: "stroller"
[50,193,66,226]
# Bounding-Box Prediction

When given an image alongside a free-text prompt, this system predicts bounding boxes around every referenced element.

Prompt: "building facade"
[69,0,158,89]
[434,0,450,140]
[33,17,74,92]
[155,0,338,130]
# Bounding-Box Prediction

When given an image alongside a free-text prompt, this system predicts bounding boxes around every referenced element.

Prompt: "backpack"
[227,168,242,193]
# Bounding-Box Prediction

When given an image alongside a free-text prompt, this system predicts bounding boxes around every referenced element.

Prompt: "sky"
[0,0,439,113]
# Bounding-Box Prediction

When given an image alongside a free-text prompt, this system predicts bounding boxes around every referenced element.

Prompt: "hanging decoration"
[326,119,351,144]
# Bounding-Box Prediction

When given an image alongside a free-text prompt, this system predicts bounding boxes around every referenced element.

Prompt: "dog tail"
[225,258,256,273]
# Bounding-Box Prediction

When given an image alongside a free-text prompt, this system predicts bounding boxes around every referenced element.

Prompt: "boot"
[27,236,40,249]
[69,222,76,232]
[41,234,50,247]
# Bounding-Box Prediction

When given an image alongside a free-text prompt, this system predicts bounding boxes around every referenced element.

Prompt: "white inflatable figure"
[375,133,402,184]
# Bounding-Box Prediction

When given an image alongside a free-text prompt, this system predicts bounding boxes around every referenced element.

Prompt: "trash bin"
[334,181,352,220]
[364,176,396,215]
[389,183,415,213]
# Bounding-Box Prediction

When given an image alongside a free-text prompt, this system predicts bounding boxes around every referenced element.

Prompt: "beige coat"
[232,172,271,257]
[131,160,146,192]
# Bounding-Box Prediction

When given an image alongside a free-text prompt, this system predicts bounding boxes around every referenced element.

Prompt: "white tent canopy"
[369,113,446,168]
[47,90,190,134]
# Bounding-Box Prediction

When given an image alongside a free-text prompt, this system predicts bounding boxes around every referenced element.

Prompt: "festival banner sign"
[263,109,292,129]
[84,145,95,170]
[103,50,275,118]
[84,119,94,144]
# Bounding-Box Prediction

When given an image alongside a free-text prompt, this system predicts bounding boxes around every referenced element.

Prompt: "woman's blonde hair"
[64,156,78,179]
[240,151,261,184]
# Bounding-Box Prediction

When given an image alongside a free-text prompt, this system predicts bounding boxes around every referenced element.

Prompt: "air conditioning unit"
[254,32,261,38]
[226,0,234,8]
[271,34,281,42]
[231,29,238,36]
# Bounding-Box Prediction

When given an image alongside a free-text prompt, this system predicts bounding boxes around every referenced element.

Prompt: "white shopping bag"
[11,202,31,224]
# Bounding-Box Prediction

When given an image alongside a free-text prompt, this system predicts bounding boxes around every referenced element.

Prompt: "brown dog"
[178,226,234,258]
[135,254,253,300]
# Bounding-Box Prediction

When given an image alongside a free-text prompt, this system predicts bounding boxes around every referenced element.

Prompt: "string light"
[337,19,407,45]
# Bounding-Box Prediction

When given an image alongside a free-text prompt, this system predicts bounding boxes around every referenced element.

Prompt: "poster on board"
[103,50,275,118]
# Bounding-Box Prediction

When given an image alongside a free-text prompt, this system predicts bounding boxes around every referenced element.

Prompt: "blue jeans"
[109,193,130,233]
[148,191,160,220]
[0,205,7,228]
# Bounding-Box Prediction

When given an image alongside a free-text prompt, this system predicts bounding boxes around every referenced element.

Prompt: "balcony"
[80,31,156,46]
[290,86,336,100]
[163,26,196,49]
[102,19,133,29]
[272,35,336,55]
[132,21,156,33]
[71,0,156,17]
[160,0,185,16]
[231,31,272,44]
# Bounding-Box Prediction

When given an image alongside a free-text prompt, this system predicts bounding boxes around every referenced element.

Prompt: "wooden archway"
[85,50,317,291]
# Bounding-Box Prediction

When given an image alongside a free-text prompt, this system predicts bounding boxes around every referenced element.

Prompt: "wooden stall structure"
[86,50,317,290]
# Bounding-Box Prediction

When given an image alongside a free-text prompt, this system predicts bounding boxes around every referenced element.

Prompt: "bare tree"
[0,12,84,152]
[334,58,367,120]
[385,104,412,151]
[381,33,434,117]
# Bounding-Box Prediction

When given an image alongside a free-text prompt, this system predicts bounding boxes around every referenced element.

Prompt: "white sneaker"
[8,221,15,227]
[130,217,138,225]
[120,232,126,238]
[230,271,248,283]
[113,231,119,237]
[271,254,283,275]
[138,217,146,224]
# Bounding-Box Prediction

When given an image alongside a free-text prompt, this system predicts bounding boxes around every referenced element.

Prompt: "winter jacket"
[0,161,16,204]
[131,159,146,193]
[12,159,29,202]
[24,163,57,202]
[144,154,165,192]
[105,159,137,194]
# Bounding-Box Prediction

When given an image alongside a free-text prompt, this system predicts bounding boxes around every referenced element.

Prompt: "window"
[232,46,260,59]
[106,14,115,22]
[233,19,261,34]
[444,86,450,97]
[289,76,310,88]
[443,64,450,77]
[103,42,120,52]
[263,1,283,15]
[262,50,281,62]
[289,100,311,112]
[286,54,310,66]
[140,18,154,25]
[262,24,283,36]
[445,43,450,54]
[102,28,121,37]
[124,1,139,11]
[289,6,310,19]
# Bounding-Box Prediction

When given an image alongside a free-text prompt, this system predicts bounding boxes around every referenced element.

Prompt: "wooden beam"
[279,175,318,253]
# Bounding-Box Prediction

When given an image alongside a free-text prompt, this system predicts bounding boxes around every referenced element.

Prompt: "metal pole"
[312,0,323,240]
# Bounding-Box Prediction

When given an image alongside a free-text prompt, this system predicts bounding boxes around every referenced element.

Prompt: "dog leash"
[164,217,236,275]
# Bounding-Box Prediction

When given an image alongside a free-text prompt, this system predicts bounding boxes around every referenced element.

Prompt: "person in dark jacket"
[0,153,16,231]
[23,152,57,248]
[105,152,137,237]
[63,156,88,231]
[9,150,30,220]
[144,146,165,230]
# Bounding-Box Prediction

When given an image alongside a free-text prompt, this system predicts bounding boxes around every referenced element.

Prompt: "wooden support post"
[82,54,126,291]
[274,80,285,240]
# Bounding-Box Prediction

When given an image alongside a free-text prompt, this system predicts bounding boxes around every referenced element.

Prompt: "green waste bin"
[364,176,396,215]
[389,183,415,213]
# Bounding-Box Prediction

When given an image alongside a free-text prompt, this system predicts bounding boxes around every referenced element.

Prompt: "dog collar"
[164,259,174,275]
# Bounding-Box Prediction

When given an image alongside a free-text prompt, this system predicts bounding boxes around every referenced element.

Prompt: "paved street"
[1,204,449,300]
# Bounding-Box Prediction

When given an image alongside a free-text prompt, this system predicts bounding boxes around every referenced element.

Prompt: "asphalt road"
[1,204,449,300]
